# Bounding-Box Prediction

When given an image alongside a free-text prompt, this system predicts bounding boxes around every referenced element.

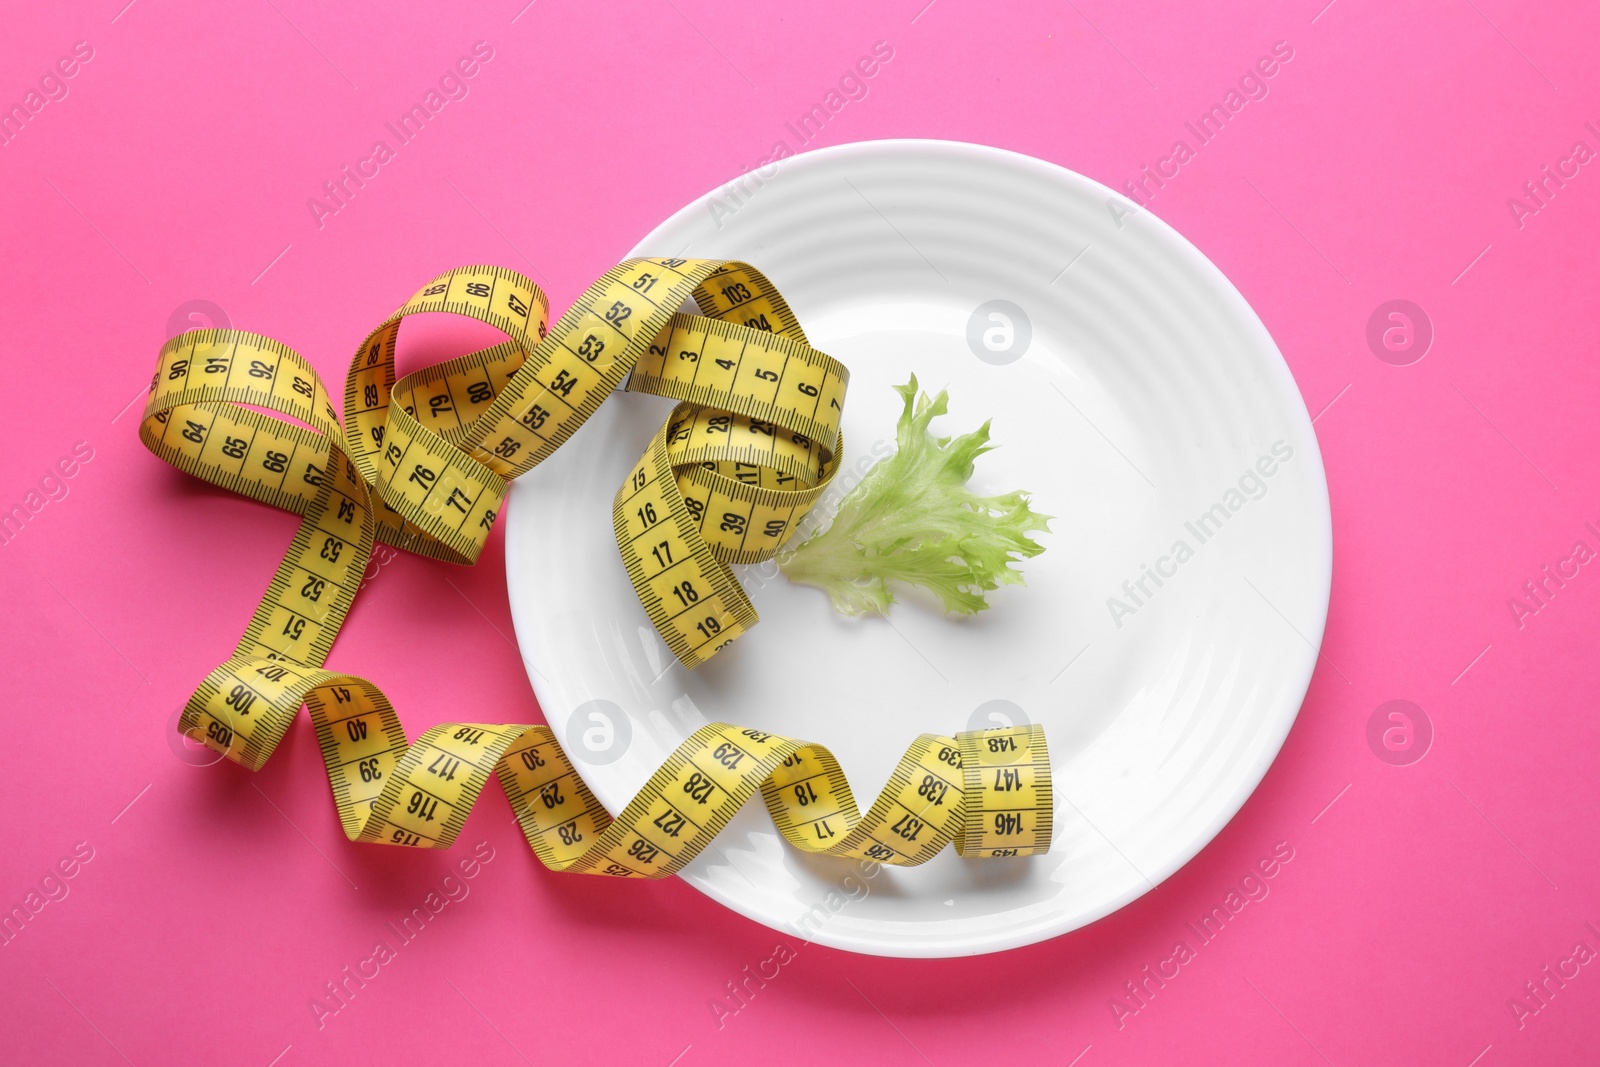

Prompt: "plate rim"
[505,137,1333,956]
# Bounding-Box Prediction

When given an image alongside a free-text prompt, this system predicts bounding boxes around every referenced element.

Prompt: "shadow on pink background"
[2,1,1598,1064]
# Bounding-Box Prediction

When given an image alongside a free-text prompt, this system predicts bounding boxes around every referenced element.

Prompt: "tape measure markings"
[145,260,1053,879]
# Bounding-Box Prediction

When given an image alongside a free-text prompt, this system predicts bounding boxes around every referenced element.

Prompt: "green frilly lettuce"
[778,377,1050,616]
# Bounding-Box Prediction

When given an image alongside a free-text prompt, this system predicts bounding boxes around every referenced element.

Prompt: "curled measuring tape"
[144,259,1053,873]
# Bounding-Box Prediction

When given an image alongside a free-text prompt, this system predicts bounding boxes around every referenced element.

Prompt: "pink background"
[3,0,1598,1063]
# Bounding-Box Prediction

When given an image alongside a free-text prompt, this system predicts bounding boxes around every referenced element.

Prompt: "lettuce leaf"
[778,377,1050,616]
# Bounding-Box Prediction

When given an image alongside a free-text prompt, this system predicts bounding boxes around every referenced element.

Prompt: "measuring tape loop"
[185,652,1051,872]
[145,260,1053,872]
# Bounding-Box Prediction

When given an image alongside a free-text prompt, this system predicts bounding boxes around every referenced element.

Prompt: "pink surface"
[2,0,1597,1063]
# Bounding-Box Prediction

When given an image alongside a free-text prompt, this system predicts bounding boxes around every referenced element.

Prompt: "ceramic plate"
[504,139,1331,957]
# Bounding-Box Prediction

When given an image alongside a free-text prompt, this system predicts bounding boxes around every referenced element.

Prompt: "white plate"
[504,139,1331,957]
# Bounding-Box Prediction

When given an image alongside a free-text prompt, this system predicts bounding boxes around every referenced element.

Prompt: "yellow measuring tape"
[143,259,1052,875]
